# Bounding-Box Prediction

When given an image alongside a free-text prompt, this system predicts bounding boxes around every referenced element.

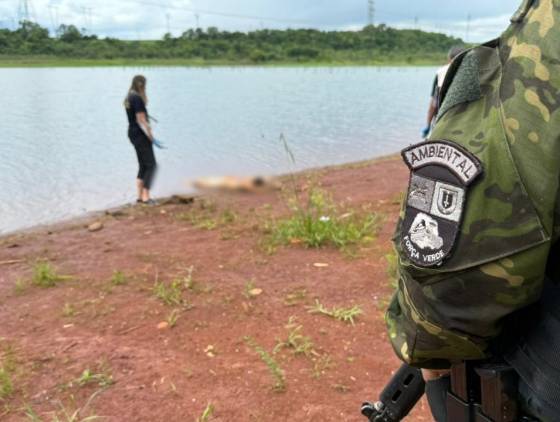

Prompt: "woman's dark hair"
[124,75,147,107]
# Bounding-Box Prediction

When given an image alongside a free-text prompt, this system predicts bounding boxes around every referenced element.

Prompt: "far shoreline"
[0,57,443,68]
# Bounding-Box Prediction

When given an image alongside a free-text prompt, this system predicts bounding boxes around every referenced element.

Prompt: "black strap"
[511,0,536,23]
[506,314,560,413]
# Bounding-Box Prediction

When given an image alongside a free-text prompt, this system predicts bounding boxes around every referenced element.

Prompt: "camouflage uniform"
[386,0,560,373]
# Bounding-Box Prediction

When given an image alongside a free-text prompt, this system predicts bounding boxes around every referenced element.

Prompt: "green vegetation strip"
[2,22,462,67]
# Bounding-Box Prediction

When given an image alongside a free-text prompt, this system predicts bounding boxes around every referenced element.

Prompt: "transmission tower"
[466,13,471,42]
[166,12,171,34]
[48,4,59,34]
[18,0,35,23]
[368,0,375,26]
[81,7,93,34]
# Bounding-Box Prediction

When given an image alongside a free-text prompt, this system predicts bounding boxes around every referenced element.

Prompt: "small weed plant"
[267,135,383,253]
[25,390,104,421]
[283,288,307,307]
[0,366,13,400]
[62,303,77,318]
[153,279,185,307]
[0,343,17,400]
[182,266,210,294]
[110,271,126,286]
[196,403,215,422]
[32,261,71,288]
[266,187,383,252]
[244,337,285,392]
[73,368,114,388]
[274,317,316,357]
[176,200,237,232]
[307,300,363,325]
[166,309,180,328]
[14,278,27,295]
[312,354,334,379]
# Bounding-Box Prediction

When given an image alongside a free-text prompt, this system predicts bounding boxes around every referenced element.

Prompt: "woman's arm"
[136,112,154,142]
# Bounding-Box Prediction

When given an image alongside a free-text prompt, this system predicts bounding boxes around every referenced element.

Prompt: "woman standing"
[125,75,157,205]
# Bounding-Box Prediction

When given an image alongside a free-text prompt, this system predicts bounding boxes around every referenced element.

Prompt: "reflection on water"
[0,66,436,233]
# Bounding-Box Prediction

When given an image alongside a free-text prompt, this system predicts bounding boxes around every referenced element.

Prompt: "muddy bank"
[0,156,431,421]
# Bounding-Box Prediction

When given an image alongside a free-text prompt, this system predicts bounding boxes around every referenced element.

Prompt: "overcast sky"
[1,0,522,42]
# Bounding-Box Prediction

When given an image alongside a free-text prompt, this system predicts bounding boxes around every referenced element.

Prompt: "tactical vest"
[386,0,560,376]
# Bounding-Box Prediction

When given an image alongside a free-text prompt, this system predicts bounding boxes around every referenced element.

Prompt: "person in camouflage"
[385,0,560,420]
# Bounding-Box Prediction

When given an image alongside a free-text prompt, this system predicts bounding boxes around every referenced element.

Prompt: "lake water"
[0,66,436,234]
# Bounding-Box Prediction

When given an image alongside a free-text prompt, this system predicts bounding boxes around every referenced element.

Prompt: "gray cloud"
[0,0,521,41]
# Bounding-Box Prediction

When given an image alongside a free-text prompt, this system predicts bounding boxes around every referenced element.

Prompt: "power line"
[119,0,314,25]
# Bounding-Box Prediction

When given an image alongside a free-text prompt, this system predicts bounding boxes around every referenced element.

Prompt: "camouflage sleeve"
[386,0,560,369]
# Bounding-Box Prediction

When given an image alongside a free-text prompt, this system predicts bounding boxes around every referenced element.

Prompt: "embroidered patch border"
[400,140,483,267]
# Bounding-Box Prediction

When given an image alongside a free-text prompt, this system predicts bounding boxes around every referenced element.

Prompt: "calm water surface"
[0,66,436,234]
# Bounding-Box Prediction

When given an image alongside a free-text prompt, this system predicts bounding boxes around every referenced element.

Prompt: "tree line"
[0,21,463,64]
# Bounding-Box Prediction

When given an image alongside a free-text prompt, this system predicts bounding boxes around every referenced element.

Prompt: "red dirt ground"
[0,156,432,421]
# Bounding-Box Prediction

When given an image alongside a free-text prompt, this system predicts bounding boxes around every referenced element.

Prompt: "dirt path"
[0,156,432,421]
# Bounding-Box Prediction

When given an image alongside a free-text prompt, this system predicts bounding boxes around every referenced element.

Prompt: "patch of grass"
[110,271,127,286]
[72,368,114,389]
[244,337,285,392]
[221,209,238,225]
[176,200,238,232]
[283,288,307,307]
[273,317,316,357]
[32,261,71,288]
[264,187,383,252]
[0,344,17,400]
[166,309,180,328]
[196,402,215,422]
[332,383,350,393]
[14,278,28,295]
[307,300,363,325]
[25,390,104,421]
[62,303,77,318]
[312,354,334,379]
[0,367,13,400]
[153,278,186,307]
[182,266,211,294]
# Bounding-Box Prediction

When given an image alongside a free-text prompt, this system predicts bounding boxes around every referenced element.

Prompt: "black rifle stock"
[362,362,536,422]
[361,364,425,422]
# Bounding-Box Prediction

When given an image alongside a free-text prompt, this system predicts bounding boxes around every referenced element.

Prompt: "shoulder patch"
[400,141,483,267]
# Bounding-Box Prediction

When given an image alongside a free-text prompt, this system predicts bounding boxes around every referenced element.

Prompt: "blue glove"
[421,126,431,138]
[153,138,167,149]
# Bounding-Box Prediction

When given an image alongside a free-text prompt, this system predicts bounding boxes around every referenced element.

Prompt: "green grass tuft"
[153,279,186,307]
[32,261,71,288]
[265,187,383,252]
[273,317,315,357]
[110,271,127,286]
[196,403,215,422]
[307,300,363,325]
[244,337,286,392]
